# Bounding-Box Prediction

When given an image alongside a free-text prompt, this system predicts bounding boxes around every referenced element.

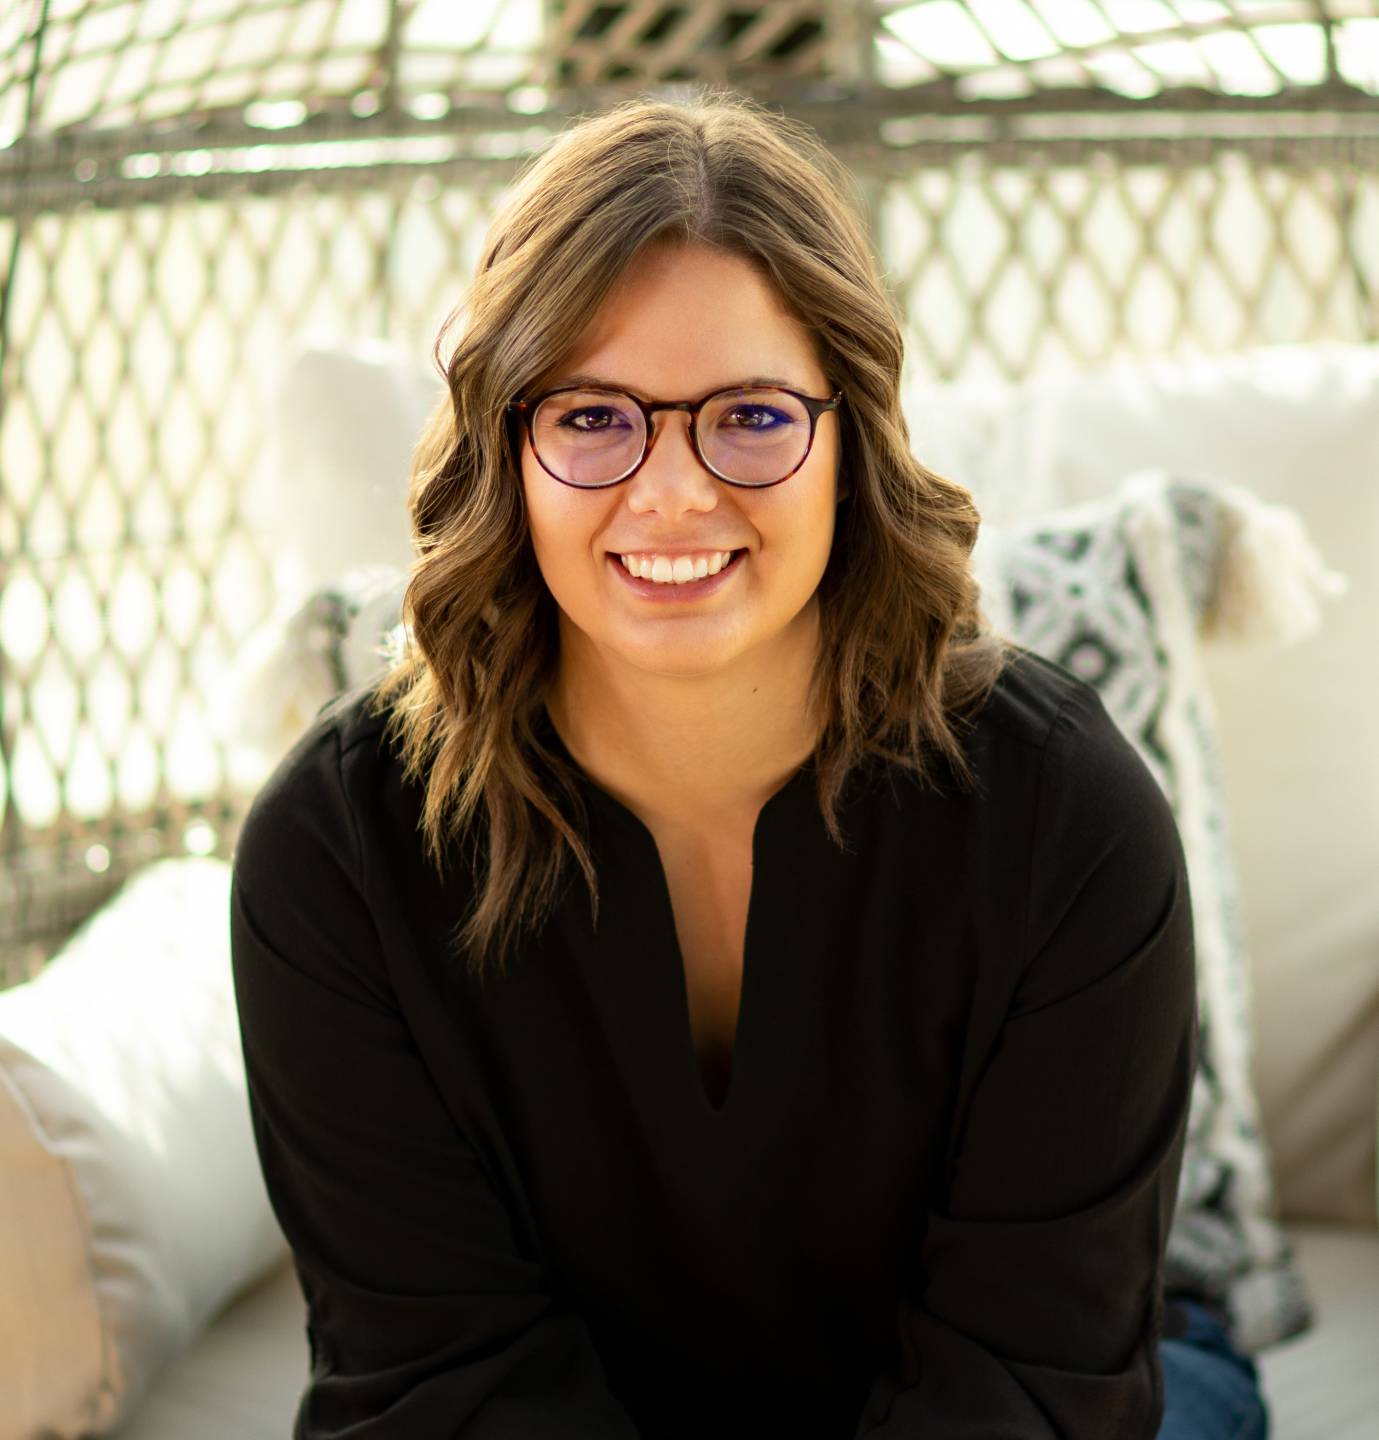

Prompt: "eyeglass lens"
[530,388,813,487]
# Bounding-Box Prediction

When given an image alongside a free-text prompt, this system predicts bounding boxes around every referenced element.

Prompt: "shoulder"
[979,648,1190,1003]
[232,681,398,904]
[981,644,1176,840]
[972,642,1118,757]
[973,640,1179,845]
[965,643,1171,827]
[230,683,403,1007]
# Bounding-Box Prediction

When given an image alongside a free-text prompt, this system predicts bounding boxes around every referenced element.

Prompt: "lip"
[607,549,746,603]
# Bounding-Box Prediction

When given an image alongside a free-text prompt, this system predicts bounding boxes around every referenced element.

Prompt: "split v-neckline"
[537,705,818,1123]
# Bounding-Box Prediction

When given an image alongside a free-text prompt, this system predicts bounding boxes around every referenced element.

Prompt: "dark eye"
[558,406,628,432]
[725,404,790,429]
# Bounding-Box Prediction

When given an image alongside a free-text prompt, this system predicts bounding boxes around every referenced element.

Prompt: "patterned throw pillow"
[235,470,1343,1356]
[976,468,1344,1355]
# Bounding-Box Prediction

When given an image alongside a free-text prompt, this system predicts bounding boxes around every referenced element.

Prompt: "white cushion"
[1255,1222,1379,1440]
[109,1257,307,1440]
[0,858,288,1438]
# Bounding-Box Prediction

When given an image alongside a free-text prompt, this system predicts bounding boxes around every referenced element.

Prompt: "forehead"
[547,240,826,394]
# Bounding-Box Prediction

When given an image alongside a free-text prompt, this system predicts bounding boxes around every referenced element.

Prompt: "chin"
[613,636,750,679]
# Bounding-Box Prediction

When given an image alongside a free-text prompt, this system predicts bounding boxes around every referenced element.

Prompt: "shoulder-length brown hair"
[369,86,1013,981]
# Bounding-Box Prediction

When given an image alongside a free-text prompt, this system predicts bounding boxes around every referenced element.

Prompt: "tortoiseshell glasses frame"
[506,382,844,489]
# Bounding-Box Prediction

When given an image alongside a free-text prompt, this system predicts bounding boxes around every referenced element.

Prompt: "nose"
[625,410,720,516]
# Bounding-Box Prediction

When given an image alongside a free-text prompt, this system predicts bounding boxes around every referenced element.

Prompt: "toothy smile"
[616,551,739,585]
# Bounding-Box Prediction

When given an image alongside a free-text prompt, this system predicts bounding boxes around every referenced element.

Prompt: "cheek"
[522,453,562,540]
[522,460,602,588]
[764,454,839,558]
[521,467,566,584]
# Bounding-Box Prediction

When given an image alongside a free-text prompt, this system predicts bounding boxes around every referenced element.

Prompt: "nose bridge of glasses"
[642,399,701,455]
[627,401,728,496]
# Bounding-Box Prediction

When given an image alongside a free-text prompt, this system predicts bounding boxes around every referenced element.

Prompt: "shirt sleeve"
[851,684,1199,1440]
[229,718,642,1439]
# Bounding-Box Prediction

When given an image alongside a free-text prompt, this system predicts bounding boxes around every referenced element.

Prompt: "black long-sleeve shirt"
[229,644,1197,1440]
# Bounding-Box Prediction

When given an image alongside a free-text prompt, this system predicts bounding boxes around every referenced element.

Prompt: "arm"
[853,687,1199,1439]
[230,720,642,1439]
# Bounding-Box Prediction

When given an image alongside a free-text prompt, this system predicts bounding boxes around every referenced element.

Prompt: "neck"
[546,601,823,831]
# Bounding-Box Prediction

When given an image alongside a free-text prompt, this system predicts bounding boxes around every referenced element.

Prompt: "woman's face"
[518,238,843,682]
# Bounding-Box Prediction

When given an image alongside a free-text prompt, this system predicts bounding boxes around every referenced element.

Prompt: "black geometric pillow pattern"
[247,472,1332,1356]
[978,470,1318,1354]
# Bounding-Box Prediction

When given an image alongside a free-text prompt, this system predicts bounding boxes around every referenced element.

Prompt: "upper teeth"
[619,551,736,584]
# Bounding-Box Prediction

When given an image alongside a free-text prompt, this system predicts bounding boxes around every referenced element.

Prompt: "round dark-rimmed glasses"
[507,382,843,489]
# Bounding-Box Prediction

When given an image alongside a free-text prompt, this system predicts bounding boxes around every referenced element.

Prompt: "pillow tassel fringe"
[1200,479,1349,648]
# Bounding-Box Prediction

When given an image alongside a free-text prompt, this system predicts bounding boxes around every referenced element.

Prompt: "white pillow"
[909,341,1379,1230]
[0,858,288,1438]
[245,341,438,600]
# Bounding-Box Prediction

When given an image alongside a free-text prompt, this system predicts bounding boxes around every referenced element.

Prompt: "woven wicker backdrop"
[2,0,1377,982]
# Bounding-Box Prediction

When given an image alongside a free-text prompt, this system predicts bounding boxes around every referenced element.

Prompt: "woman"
[230,91,1269,1439]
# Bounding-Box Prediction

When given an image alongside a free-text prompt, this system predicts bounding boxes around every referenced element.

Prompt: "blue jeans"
[1158,1299,1270,1439]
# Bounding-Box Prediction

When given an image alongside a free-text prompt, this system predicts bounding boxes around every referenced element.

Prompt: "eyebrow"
[548,372,805,398]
